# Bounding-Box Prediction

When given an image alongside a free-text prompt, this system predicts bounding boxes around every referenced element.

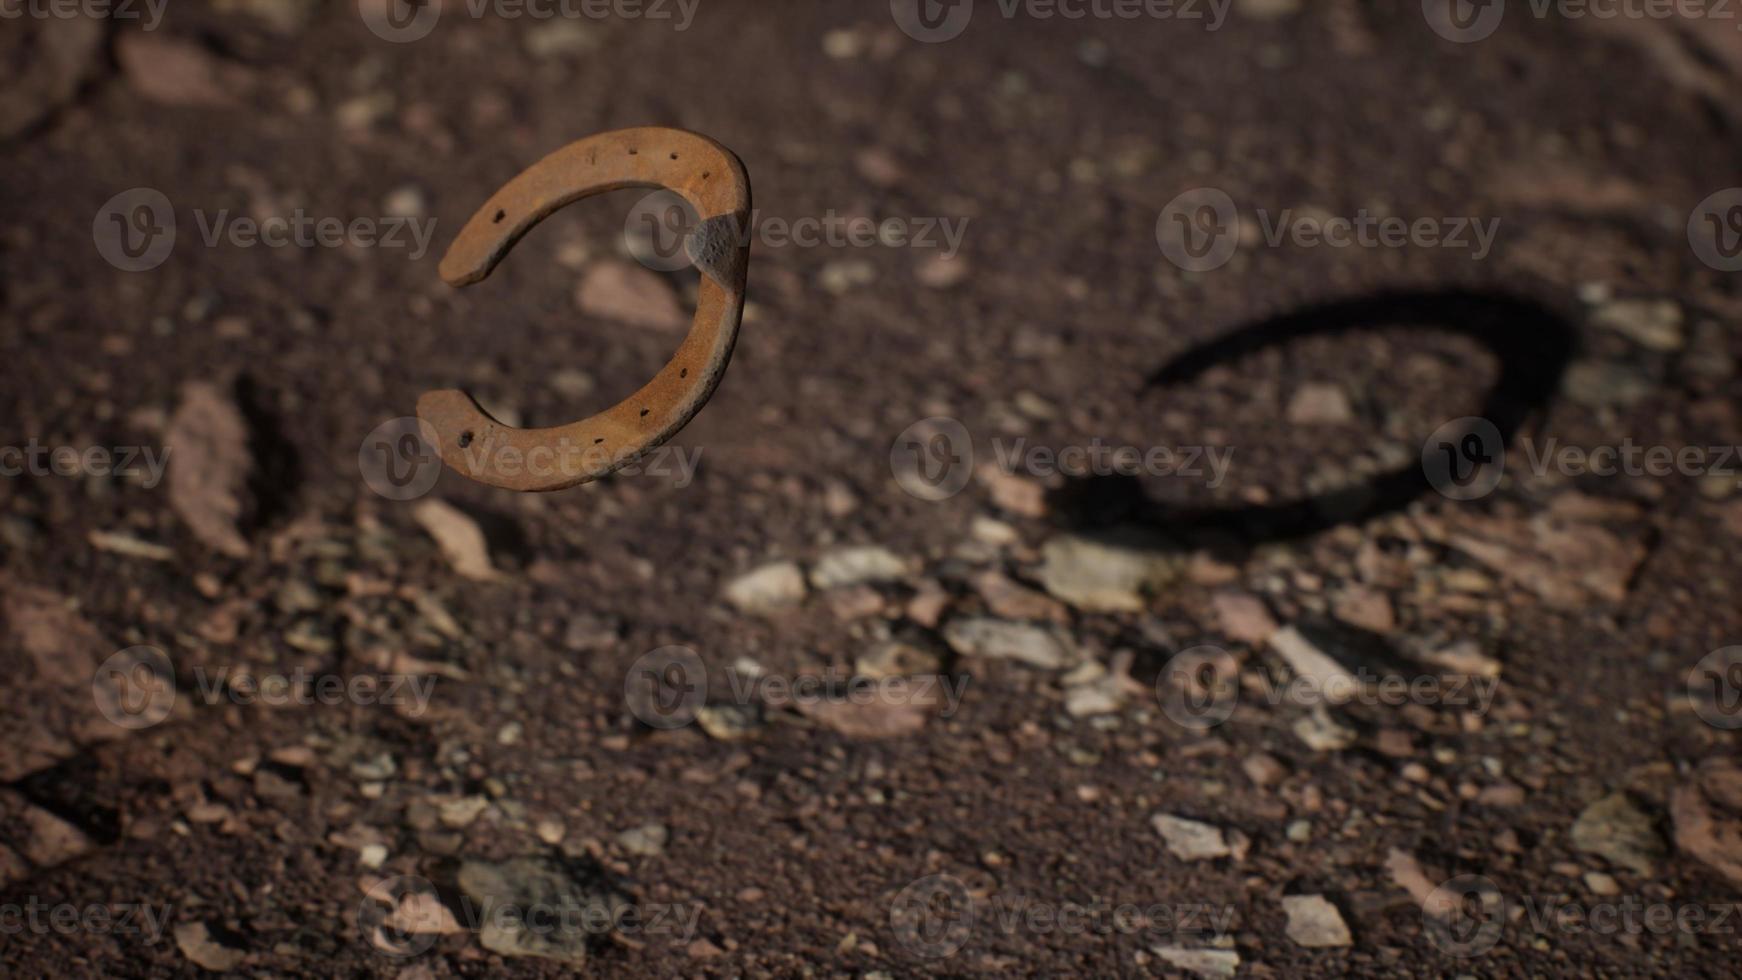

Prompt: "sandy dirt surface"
[4,0,1742,975]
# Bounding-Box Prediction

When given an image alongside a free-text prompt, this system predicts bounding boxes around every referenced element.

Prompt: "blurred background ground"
[4,0,1742,975]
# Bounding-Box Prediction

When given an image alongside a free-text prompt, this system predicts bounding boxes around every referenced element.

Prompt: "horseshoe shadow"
[1046,289,1579,546]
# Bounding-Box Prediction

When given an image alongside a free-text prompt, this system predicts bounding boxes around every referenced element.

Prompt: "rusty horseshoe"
[416,127,751,491]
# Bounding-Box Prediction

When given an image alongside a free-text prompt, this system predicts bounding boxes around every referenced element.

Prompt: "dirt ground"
[5,0,1742,976]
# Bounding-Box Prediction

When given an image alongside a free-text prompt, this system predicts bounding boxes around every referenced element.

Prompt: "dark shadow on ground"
[1046,289,1579,546]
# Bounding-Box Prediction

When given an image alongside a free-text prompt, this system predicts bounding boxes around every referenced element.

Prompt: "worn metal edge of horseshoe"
[417,126,751,492]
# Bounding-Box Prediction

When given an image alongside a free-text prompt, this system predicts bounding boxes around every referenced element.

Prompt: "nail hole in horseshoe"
[679,368,688,378]
[458,431,474,448]
[594,438,604,444]
[669,152,678,160]
[640,408,650,417]
[628,148,638,155]
[492,210,505,223]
